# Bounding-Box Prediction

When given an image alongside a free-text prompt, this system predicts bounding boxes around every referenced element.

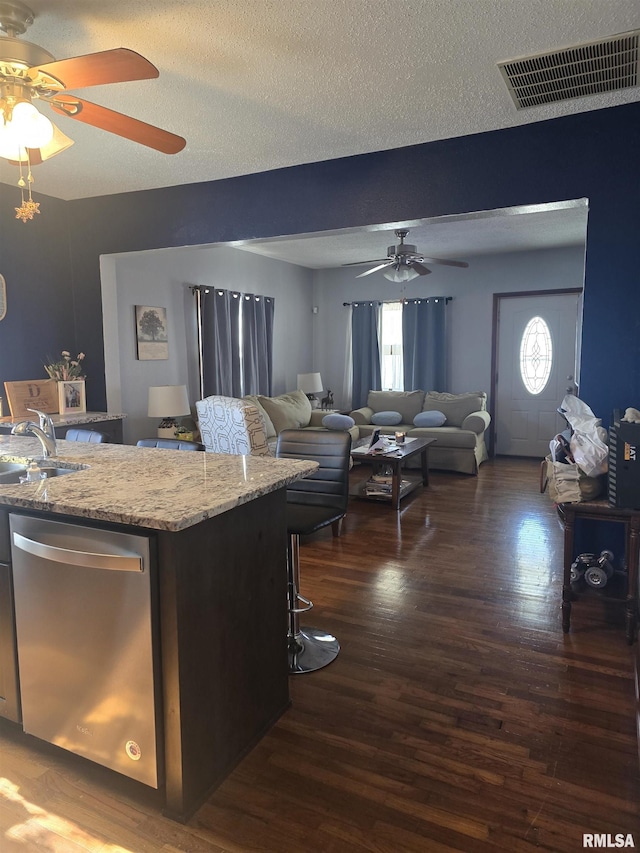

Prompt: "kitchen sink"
[38,466,80,478]
[0,459,86,484]
[0,462,28,483]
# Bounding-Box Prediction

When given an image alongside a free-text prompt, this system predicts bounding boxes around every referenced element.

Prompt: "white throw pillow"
[413,410,446,427]
[371,411,402,426]
[322,414,355,430]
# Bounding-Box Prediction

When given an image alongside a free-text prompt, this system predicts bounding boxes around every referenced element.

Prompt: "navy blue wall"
[0,190,75,411]
[37,101,640,418]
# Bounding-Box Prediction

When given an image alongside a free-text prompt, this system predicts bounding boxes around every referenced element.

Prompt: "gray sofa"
[349,390,491,474]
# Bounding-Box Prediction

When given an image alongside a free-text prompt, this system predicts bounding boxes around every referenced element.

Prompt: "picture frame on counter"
[4,379,58,418]
[58,380,86,415]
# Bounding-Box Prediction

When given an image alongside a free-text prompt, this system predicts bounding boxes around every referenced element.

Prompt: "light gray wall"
[102,241,584,442]
[312,245,586,409]
[102,245,314,444]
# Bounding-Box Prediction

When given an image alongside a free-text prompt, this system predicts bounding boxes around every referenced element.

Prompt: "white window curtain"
[380,302,404,391]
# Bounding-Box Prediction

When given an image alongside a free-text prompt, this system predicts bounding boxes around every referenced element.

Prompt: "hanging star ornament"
[15,199,40,222]
[14,156,41,222]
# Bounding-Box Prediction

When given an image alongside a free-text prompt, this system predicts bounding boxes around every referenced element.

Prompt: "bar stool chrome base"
[286,533,340,674]
[288,627,340,674]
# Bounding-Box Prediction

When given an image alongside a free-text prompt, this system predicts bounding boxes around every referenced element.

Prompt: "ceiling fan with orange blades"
[343,229,469,282]
[0,0,186,220]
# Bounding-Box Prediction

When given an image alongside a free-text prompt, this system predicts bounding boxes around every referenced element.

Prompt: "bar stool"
[276,428,351,674]
[136,438,204,450]
[65,428,107,443]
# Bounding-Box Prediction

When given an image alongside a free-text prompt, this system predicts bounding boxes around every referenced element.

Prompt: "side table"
[557,500,640,644]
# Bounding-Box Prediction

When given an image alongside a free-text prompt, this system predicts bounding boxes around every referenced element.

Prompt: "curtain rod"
[190,285,273,301]
[343,297,452,306]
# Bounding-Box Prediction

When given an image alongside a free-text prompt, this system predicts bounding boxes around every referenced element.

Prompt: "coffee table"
[350,436,436,510]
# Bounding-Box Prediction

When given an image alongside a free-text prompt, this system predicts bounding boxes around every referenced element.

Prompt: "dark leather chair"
[136,437,205,451]
[65,428,107,443]
[276,428,351,674]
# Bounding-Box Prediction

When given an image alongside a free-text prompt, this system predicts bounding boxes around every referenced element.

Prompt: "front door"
[495,291,581,457]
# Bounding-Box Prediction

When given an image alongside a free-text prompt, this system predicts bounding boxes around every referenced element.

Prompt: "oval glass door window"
[519,316,552,395]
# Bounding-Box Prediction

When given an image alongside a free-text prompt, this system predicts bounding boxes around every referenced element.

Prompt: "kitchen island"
[0,436,317,821]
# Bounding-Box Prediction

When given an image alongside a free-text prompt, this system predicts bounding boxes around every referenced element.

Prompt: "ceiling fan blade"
[50,95,186,154]
[356,262,394,278]
[342,259,391,267]
[411,262,432,276]
[418,256,469,268]
[29,48,159,91]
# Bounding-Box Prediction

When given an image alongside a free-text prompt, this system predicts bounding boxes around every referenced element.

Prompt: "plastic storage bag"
[559,395,609,478]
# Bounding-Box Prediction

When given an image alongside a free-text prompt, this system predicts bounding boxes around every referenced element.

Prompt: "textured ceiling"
[231,200,589,267]
[0,0,638,203]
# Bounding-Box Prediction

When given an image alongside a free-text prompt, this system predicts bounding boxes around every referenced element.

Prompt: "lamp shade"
[148,385,190,418]
[297,372,323,394]
[4,122,74,164]
[382,266,420,283]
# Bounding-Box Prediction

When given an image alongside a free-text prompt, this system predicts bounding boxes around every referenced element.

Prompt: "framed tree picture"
[135,305,169,360]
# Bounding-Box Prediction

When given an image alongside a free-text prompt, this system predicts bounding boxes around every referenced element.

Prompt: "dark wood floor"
[0,457,639,851]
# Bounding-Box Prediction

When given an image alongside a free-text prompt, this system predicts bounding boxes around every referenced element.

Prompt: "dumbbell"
[570,553,595,583]
[584,550,615,589]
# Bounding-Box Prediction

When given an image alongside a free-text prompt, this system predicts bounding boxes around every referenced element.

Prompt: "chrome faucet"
[12,408,57,457]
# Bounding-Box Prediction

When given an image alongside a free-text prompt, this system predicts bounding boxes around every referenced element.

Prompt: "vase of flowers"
[44,351,87,414]
[44,351,86,382]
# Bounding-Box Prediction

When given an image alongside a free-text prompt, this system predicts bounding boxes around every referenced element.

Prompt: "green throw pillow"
[258,390,312,433]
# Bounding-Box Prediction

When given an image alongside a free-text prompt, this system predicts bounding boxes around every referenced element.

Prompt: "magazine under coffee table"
[350,436,436,510]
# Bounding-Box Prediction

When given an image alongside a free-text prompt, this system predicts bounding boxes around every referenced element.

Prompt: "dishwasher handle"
[12,531,143,572]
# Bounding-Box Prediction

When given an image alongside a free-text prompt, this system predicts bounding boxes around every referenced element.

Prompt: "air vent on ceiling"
[498,30,639,109]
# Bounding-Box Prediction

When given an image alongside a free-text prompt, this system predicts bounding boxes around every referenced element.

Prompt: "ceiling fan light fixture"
[32,120,72,160]
[3,98,53,147]
[3,120,74,163]
[383,266,421,283]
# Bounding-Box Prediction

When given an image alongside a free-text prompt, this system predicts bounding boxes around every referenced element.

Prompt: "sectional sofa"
[197,388,490,475]
[349,390,491,475]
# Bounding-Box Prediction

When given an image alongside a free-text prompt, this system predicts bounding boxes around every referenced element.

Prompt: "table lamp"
[297,372,323,409]
[148,385,191,438]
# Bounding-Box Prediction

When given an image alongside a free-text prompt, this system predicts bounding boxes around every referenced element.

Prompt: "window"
[519,316,552,395]
[380,302,403,390]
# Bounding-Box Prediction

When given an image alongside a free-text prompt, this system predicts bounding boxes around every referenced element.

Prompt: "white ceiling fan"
[343,229,469,281]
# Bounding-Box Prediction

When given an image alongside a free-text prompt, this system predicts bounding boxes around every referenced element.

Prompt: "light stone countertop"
[0,411,126,428]
[0,436,317,532]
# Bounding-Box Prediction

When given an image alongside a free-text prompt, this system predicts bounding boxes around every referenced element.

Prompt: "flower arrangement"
[44,350,86,381]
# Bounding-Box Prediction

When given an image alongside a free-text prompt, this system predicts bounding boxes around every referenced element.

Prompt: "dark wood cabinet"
[0,489,290,819]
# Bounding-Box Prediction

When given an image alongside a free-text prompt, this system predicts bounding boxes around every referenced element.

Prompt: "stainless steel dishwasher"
[9,514,160,788]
